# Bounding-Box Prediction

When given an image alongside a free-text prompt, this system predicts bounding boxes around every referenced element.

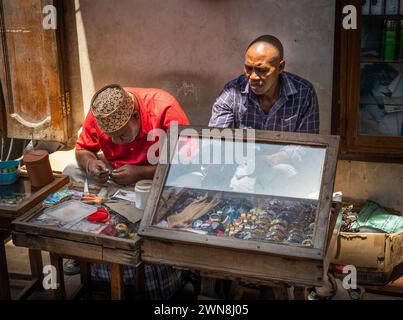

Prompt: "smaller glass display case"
[12,182,142,267]
[140,128,340,286]
[0,173,68,220]
[337,0,403,158]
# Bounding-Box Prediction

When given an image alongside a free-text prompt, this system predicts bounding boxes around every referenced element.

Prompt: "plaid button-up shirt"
[208,72,319,133]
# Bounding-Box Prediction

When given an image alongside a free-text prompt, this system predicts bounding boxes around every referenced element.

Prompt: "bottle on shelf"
[399,20,403,61]
[385,0,399,14]
[363,0,370,14]
[400,0,403,14]
[371,0,384,15]
[382,19,398,61]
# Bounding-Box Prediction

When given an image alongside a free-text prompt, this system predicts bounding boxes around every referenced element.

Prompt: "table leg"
[29,249,43,287]
[0,231,11,300]
[260,285,291,300]
[199,277,216,299]
[110,264,124,300]
[80,262,92,300]
[134,262,145,299]
[228,280,242,299]
[49,253,66,300]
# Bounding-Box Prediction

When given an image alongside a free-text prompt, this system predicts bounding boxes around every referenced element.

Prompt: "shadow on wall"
[76,0,335,129]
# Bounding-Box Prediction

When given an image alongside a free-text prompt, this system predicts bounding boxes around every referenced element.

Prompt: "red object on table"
[87,207,109,223]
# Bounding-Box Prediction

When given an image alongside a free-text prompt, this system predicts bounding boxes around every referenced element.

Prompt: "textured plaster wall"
[72,0,335,133]
[65,0,403,212]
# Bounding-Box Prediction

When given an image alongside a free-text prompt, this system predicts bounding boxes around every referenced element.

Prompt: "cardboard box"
[331,201,403,285]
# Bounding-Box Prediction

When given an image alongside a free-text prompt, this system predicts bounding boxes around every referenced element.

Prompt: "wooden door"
[0,0,70,142]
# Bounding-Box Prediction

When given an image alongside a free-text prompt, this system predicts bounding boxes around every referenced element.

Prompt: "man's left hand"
[109,165,143,186]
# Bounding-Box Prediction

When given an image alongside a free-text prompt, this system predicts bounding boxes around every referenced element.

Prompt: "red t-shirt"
[76,88,189,169]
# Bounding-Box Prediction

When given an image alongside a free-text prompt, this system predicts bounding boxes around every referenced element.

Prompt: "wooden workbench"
[11,183,144,300]
[0,173,69,300]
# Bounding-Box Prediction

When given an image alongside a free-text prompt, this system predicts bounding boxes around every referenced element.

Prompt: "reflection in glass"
[152,137,326,247]
[166,137,326,200]
[359,63,403,136]
[0,178,31,207]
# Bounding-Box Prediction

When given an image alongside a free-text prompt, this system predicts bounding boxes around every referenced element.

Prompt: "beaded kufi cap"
[90,84,134,133]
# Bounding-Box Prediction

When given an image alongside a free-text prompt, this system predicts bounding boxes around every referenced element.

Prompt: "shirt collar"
[280,72,298,98]
[128,89,149,138]
[240,72,298,99]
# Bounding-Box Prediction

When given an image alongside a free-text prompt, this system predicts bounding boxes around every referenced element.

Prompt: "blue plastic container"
[0,160,20,185]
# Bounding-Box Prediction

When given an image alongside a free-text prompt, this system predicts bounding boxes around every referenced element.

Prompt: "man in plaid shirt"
[209,35,319,165]
[208,35,321,296]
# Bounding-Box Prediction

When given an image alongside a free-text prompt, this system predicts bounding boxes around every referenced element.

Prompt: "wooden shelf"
[360,96,403,106]
[360,58,403,64]
[362,14,403,18]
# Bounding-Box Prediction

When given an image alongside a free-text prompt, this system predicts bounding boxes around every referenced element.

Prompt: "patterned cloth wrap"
[91,264,183,300]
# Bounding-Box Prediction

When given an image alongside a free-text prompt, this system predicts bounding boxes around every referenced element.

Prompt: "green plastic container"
[383,19,398,61]
[399,20,403,61]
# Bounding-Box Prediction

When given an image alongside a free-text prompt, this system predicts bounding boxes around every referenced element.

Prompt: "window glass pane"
[152,137,327,248]
[360,14,403,137]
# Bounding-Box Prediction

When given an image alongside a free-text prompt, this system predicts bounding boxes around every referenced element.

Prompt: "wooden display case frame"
[139,127,340,286]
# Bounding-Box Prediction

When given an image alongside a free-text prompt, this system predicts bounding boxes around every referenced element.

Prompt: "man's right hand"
[87,159,110,184]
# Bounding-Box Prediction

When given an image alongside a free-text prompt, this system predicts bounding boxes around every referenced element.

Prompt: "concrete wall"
[65,0,403,213]
[335,161,403,212]
[70,0,335,133]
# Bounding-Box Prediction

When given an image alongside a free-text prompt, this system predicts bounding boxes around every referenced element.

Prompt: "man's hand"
[264,150,289,167]
[109,165,143,186]
[87,159,110,185]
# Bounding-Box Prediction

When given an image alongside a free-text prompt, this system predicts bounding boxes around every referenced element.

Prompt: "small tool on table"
[84,177,89,195]
[81,195,103,205]
[81,178,101,204]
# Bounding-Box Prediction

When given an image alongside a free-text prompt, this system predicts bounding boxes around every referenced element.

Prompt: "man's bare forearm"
[135,165,157,181]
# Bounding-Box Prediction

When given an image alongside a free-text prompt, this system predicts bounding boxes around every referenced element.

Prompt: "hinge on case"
[61,92,71,118]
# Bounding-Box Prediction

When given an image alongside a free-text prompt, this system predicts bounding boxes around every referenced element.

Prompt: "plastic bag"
[357,200,403,233]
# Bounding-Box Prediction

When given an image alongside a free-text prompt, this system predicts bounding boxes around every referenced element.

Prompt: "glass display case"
[0,173,69,300]
[12,182,142,266]
[140,128,340,286]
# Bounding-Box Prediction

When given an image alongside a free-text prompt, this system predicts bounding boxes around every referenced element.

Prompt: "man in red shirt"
[63,84,189,299]
[74,84,189,185]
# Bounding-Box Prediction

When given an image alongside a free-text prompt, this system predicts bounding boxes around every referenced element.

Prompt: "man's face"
[107,116,140,145]
[244,44,285,96]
